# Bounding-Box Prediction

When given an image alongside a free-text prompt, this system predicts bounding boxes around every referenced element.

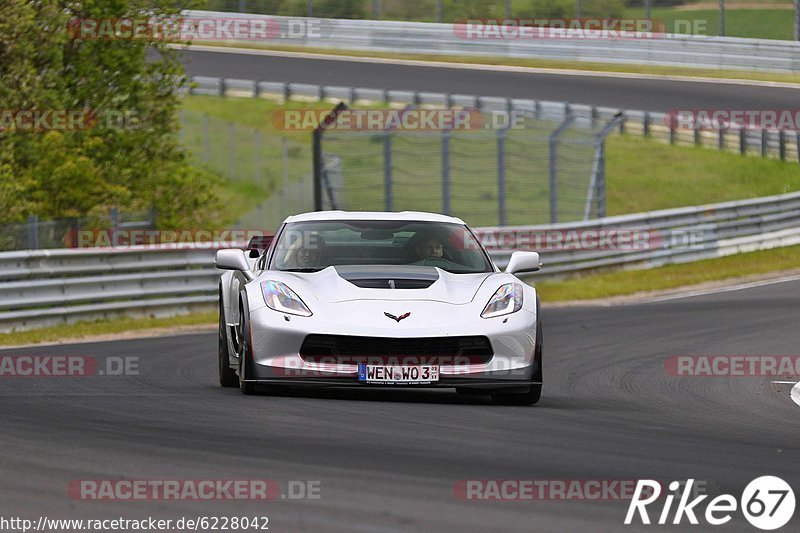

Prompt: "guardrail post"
[441,128,451,215]
[219,78,226,97]
[694,122,701,146]
[349,87,356,104]
[445,93,453,108]
[497,125,508,226]
[797,132,800,163]
[534,101,542,121]
[253,80,260,98]
[718,127,726,151]
[591,106,598,129]
[283,82,291,103]
[761,129,769,158]
[618,111,626,134]
[740,128,747,154]
[319,85,325,101]
[549,115,576,224]
[780,130,786,161]
[643,111,651,137]
[281,138,288,219]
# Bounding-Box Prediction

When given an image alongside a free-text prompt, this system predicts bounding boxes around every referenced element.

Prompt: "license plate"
[358,364,439,384]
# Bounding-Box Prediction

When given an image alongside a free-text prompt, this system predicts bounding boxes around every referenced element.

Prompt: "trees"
[0,0,222,228]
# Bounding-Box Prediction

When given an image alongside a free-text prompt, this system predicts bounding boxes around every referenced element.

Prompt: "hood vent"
[334,265,439,290]
[347,278,435,289]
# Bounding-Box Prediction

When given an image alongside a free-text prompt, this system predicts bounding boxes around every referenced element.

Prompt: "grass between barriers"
[187,43,800,86]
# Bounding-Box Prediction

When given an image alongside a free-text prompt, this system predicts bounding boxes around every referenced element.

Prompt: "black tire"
[219,293,238,388]
[237,294,257,395]
[492,302,543,406]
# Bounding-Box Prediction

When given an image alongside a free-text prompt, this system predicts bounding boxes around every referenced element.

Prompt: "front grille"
[299,334,493,364]
[347,278,435,289]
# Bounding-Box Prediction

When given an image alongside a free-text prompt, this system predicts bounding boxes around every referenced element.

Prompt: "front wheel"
[219,294,238,388]
[236,295,257,395]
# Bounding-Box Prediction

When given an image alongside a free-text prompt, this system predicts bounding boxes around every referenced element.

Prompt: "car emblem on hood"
[384,312,411,322]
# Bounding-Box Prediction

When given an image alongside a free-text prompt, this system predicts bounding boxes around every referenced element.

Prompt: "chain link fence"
[316,109,619,227]
[179,109,314,230]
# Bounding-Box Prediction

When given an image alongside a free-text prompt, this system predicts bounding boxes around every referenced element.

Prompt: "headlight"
[261,281,312,317]
[481,283,523,319]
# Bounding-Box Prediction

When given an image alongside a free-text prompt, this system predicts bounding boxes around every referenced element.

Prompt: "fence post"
[597,143,607,219]
[497,126,508,226]
[228,122,236,179]
[383,130,393,211]
[441,128,451,216]
[670,116,676,145]
[254,130,261,184]
[312,102,348,211]
[27,215,39,250]
[780,130,786,161]
[203,113,210,163]
[549,115,576,224]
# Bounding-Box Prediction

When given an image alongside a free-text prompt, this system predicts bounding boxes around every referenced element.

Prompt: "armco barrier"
[3,190,800,331]
[183,11,800,73]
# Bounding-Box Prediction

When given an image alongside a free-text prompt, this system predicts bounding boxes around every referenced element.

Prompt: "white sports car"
[216,211,543,404]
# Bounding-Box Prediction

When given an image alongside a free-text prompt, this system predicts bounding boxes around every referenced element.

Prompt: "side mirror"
[216,249,255,281]
[506,251,541,275]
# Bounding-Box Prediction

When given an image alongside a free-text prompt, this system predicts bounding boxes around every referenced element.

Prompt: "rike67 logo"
[625,477,795,530]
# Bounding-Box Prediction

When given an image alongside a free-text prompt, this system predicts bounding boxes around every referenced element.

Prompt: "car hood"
[274,265,493,305]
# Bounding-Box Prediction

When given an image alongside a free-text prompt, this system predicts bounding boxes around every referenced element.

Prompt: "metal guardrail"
[184,11,800,73]
[3,190,800,331]
[188,76,800,164]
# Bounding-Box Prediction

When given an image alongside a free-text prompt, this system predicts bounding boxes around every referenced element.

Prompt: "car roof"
[283,211,467,225]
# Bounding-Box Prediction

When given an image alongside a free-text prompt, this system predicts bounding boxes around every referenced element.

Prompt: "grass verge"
[187,42,800,85]
[533,244,800,301]
[0,312,216,347]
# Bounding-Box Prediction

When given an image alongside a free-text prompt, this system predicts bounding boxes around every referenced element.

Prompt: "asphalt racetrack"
[2,281,799,531]
[179,47,800,113]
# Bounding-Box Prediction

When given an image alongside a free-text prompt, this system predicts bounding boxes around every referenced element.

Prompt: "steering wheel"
[413,257,461,269]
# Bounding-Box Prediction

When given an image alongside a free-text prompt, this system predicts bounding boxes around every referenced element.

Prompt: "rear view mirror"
[506,251,541,275]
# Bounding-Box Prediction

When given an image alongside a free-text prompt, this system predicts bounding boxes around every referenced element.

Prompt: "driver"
[414,234,444,260]
[284,233,325,268]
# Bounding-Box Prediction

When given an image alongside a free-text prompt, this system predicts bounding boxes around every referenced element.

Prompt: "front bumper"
[245,299,539,389]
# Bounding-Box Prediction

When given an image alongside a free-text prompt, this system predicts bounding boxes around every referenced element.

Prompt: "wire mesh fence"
[179,109,313,230]
[318,112,611,227]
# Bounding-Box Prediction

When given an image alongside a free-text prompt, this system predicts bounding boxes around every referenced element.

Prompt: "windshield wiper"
[282,268,323,273]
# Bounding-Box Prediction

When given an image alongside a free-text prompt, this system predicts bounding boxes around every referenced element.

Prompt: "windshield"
[270,220,493,274]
